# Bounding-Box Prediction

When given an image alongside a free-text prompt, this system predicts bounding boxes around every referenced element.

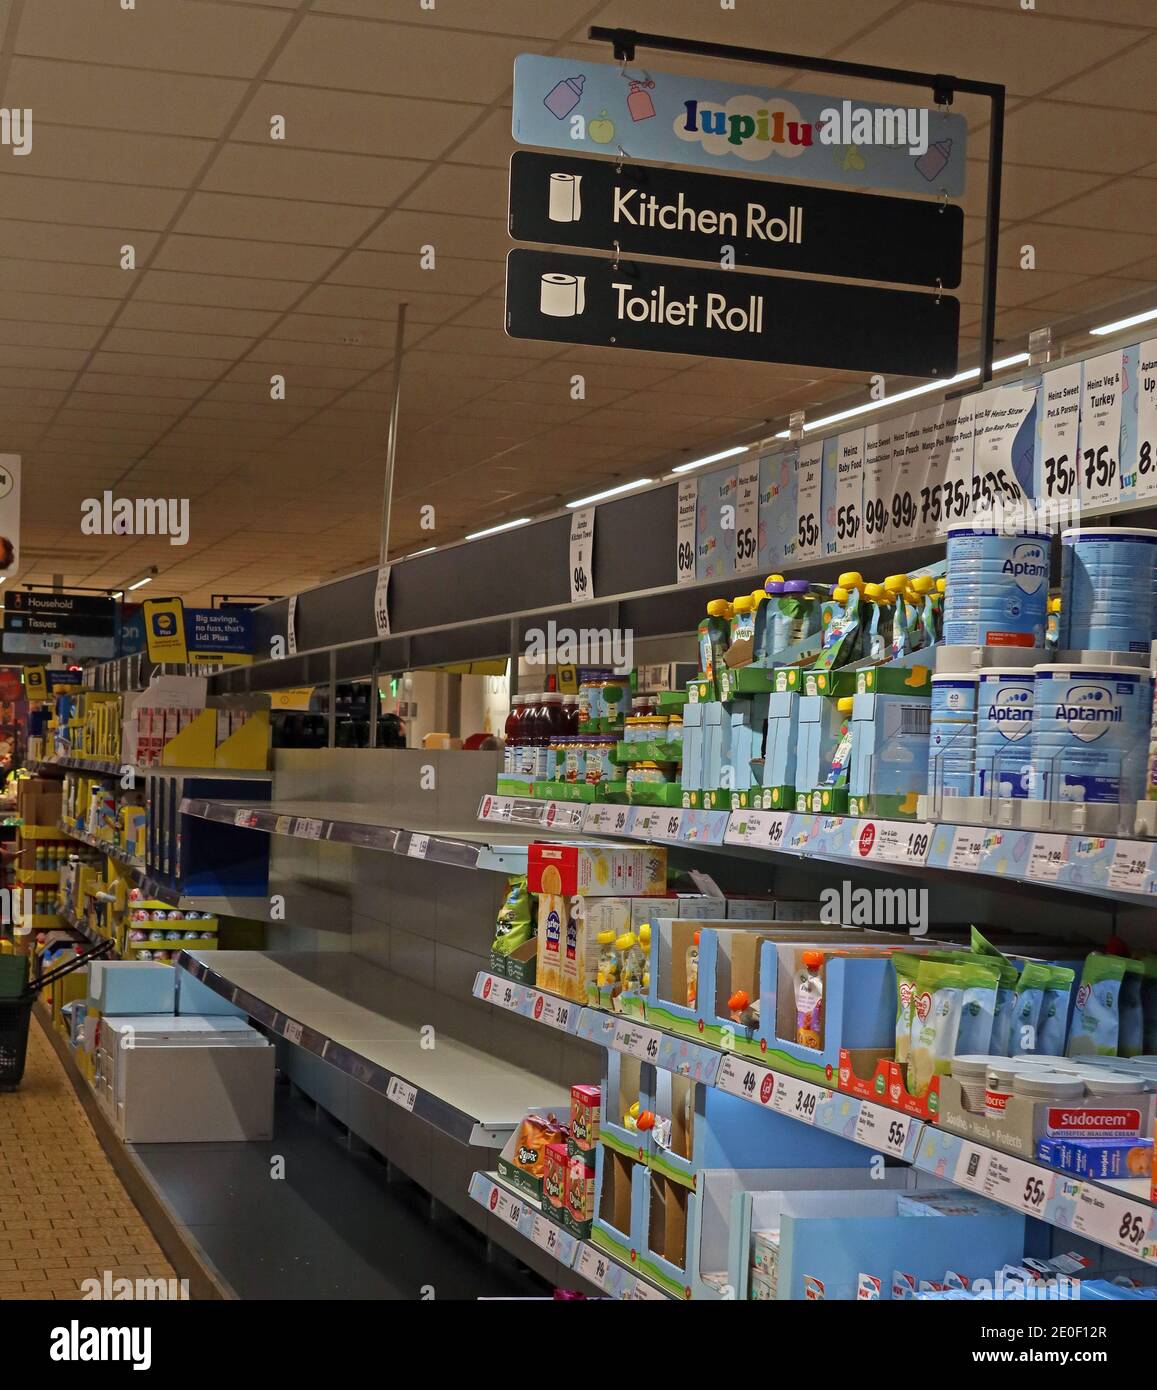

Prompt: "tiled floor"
[0,1016,178,1300]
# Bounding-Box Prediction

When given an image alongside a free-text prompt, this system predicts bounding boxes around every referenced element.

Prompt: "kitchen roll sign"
[514,53,967,197]
[506,248,959,378]
[510,151,963,288]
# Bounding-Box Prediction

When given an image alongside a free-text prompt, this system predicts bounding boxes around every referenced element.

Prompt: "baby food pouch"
[1035,965,1076,1056]
[955,960,1000,1055]
[1067,954,1133,1057]
[795,950,824,1049]
[1011,961,1053,1055]
[893,953,921,1065]
[970,927,1019,1055]
[492,876,533,955]
[907,959,974,1096]
[1119,963,1145,1057]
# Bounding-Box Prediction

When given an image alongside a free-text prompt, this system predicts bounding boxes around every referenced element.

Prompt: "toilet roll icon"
[540,272,586,318]
[548,171,582,223]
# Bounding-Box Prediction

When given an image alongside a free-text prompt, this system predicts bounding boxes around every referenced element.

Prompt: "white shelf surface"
[175,949,570,1147]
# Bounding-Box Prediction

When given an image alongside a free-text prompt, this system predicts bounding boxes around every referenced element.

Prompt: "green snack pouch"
[909,949,1000,1056]
[493,876,533,955]
[970,927,1019,1056]
[893,953,921,1066]
[1036,965,1076,1056]
[907,959,992,1097]
[1010,961,1053,1056]
[1067,954,1132,1057]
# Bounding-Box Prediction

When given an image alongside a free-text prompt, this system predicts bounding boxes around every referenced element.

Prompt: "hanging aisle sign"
[512,54,967,198]
[508,152,963,288]
[569,506,595,602]
[505,249,959,378]
[675,477,698,584]
[1079,350,1124,511]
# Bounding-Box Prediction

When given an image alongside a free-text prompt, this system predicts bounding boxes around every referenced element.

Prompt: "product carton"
[848,690,931,820]
[760,691,800,809]
[542,1142,568,1221]
[569,1084,600,1156]
[535,893,565,995]
[527,841,666,897]
[565,1151,595,1237]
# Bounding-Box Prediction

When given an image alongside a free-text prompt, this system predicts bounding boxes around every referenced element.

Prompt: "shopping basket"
[0,939,113,1090]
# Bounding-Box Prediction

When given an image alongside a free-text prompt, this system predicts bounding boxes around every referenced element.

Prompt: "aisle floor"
[133,1081,549,1301]
[0,1018,176,1300]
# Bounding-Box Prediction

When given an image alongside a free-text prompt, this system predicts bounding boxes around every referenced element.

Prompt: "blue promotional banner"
[184,607,252,656]
[513,54,967,199]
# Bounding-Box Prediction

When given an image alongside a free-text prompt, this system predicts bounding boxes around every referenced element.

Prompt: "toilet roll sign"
[506,248,959,378]
[509,151,962,289]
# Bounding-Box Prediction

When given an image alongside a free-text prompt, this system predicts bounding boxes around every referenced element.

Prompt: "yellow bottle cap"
[638,923,651,946]
[767,573,785,585]
[750,590,768,607]
[615,932,637,951]
[936,576,946,593]
[910,575,934,594]
[1048,596,1062,613]
[596,930,617,945]
[884,574,909,593]
[831,586,849,604]
[731,595,754,614]
[864,583,885,600]
[838,571,864,590]
[836,696,855,714]
[706,599,732,619]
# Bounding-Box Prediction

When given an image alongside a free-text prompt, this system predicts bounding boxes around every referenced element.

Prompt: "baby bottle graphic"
[915,137,952,182]
[544,74,585,120]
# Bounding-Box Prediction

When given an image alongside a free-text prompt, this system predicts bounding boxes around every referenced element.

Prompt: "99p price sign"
[569,506,595,604]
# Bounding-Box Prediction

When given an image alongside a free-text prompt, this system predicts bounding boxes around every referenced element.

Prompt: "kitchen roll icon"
[540,272,586,317]
[548,171,582,223]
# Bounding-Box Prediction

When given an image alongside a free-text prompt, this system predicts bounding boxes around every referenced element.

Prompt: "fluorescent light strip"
[465,517,531,541]
[405,546,436,558]
[1090,307,1157,337]
[671,445,747,474]
[773,353,1032,438]
[567,478,653,508]
[111,590,123,598]
[127,576,152,591]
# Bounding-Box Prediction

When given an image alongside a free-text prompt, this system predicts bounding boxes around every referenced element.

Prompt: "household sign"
[512,54,967,198]
[505,248,959,378]
[508,151,963,288]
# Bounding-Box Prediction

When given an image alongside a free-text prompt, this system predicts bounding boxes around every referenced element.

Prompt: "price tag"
[233,809,256,828]
[971,384,1032,523]
[283,1018,303,1046]
[387,1077,418,1112]
[407,833,430,859]
[853,1101,911,1156]
[734,459,760,573]
[716,1053,776,1107]
[612,1020,661,1063]
[1016,1162,1055,1219]
[633,806,663,838]
[833,428,863,555]
[1028,833,1067,882]
[794,440,822,561]
[1108,841,1152,895]
[675,477,698,585]
[937,398,974,534]
[655,810,684,843]
[496,979,520,1011]
[531,1215,563,1259]
[916,405,952,541]
[569,506,595,603]
[501,1194,526,1230]
[577,1243,611,1288]
[545,801,585,831]
[771,1074,822,1124]
[1070,1184,1155,1261]
[948,824,985,872]
[888,412,922,545]
[286,594,297,657]
[538,994,573,1031]
[862,421,893,551]
[1136,337,1157,502]
[582,803,617,835]
[1037,363,1081,507]
[373,563,391,638]
[293,817,324,839]
[871,821,931,865]
[631,1278,666,1301]
[1078,349,1123,511]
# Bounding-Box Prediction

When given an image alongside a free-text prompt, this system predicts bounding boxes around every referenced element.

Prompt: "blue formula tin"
[975,668,1034,798]
[928,674,977,798]
[944,526,1050,648]
[1060,527,1157,655]
[1029,663,1152,806]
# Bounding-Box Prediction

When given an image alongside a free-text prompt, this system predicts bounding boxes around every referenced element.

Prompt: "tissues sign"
[505,248,958,378]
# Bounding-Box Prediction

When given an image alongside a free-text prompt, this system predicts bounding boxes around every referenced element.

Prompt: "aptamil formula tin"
[974,668,1034,799]
[944,526,1050,647]
[1060,527,1157,655]
[928,674,977,798]
[1030,663,1152,805]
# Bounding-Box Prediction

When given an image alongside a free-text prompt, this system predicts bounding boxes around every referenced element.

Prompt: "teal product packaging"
[1066,955,1144,1057]
[1035,966,1076,1056]
[1119,966,1144,1058]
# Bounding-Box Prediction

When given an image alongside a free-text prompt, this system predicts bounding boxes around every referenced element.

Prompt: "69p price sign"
[676,477,698,585]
